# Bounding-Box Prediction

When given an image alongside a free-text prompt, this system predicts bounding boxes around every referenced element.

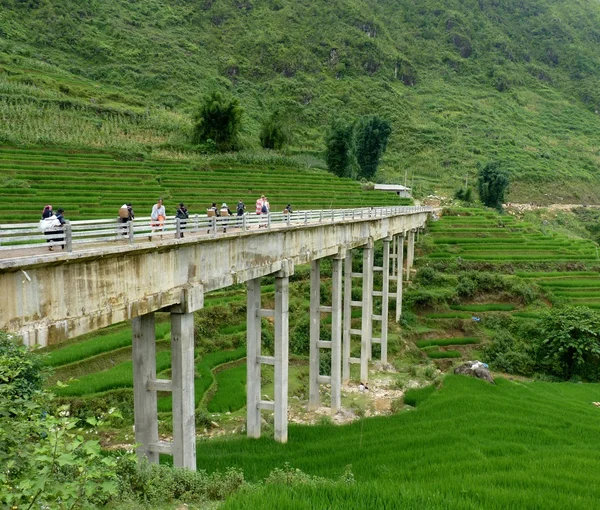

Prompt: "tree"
[353,115,392,180]
[538,306,600,380]
[325,119,356,178]
[192,91,243,152]
[477,161,509,210]
[259,110,289,150]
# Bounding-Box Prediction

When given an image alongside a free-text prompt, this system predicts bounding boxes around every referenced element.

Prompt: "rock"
[454,360,494,384]
[210,421,219,428]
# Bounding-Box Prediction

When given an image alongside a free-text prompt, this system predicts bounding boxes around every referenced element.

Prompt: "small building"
[373,184,412,198]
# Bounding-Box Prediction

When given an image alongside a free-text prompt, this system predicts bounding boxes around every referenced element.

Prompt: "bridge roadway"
[0,205,431,470]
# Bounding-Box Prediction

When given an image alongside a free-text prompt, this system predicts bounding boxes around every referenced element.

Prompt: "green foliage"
[353,115,391,180]
[0,331,44,399]
[478,161,509,210]
[208,363,246,413]
[416,337,479,348]
[117,459,245,505]
[0,334,127,509]
[259,110,289,150]
[325,118,355,178]
[192,91,243,152]
[454,186,474,202]
[426,349,462,359]
[538,306,600,381]
[482,330,536,376]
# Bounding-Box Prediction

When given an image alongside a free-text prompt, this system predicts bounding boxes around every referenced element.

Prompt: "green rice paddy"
[198,376,600,509]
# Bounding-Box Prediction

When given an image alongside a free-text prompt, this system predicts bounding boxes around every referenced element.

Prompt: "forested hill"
[2,0,600,202]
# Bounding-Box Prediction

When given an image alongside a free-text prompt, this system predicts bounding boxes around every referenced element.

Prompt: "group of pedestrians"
[39,194,290,251]
[39,205,66,251]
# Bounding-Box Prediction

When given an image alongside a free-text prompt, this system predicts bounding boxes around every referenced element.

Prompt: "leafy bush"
[192,91,243,151]
[0,331,45,399]
[325,118,356,178]
[478,161,509,210]
[483,330,536,376]
[537,306,600,381]
[259,110,289,150]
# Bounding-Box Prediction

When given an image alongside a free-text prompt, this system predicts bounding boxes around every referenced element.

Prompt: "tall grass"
[449,304,516,312]
[207,363,247,413]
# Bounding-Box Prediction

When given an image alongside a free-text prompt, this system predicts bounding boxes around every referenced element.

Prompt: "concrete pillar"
[396,234,404,322]
[391,234,397,278]
[331,254,343,412]
[246,277,262,439]
[309,259,321,410]
[407,229,415,276]
[132,312,159,464]
[274,272,289,443]
[361,239,374,383]
[342,252,352,384]
[381,238,390,364]
[171,312,196,470]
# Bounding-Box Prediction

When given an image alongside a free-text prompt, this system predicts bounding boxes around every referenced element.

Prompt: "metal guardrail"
[0,206,433,254]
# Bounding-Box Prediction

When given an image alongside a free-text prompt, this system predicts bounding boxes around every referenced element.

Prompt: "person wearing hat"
[176,202,189,238]
[220,202,232,232]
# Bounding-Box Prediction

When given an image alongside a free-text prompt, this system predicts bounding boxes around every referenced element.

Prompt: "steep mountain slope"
[2,0,600,201]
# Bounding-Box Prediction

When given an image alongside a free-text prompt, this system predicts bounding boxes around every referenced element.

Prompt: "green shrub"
[0,331,45,399]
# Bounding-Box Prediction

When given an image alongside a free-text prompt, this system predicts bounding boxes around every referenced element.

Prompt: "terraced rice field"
[427,210,599,262]
[424,210,600,312]
[0,146,408,221]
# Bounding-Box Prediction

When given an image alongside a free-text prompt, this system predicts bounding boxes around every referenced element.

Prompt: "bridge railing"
[0,206,432,254]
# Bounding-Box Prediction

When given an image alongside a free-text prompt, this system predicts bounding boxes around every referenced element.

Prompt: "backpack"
[261,204,268,214]
[237,202,245,213]
[119,207,130,219]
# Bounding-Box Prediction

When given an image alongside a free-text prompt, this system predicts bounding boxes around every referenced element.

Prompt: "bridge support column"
[380,237,390,364]
[342,251,353,385]
[247,262,292,443]
[132,312,159,464]
[274,268,290,443]
[361,239,374,383]
[309,252,343,413]
[395,233,404,322]
[170,312,196,470]
[246,277,262,439]
[309,259,321,410]
[330,252,343,412]
[406,229,415,280]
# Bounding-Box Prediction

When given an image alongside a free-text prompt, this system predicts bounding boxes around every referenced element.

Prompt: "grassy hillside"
[2,0,600,201]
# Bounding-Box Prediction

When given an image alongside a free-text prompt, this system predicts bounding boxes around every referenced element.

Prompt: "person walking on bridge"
[150,198,166,241]
[176,202,189,238]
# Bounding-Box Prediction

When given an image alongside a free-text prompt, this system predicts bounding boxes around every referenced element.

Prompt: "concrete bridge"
[0,206,431,470]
